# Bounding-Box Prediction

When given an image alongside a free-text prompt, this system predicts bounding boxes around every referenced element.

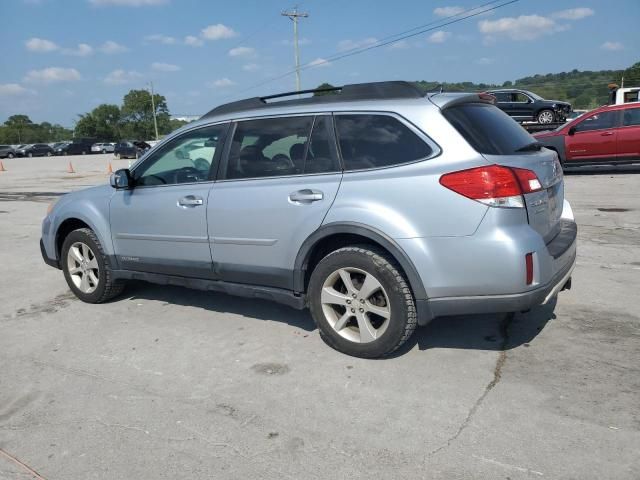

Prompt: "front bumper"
[40,238,60,269]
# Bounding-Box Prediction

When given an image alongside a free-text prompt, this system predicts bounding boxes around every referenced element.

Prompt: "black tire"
[102,149,107,154]
[61,228,125,303]
[7,153,14,158]
[537,109,555,124]
[308,245,417,358]
[28,152,33,158]
[81,150,87,155]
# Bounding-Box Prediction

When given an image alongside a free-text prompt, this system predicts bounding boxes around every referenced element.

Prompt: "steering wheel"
[173,166,205,184]
[193,157,210,172]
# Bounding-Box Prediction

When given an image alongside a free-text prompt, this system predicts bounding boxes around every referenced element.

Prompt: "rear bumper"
[425,249,575,318]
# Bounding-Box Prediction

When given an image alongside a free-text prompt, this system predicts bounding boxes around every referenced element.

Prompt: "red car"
[534,102,640,167]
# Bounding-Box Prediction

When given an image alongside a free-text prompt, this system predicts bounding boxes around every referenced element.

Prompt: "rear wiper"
[515,141,543,152]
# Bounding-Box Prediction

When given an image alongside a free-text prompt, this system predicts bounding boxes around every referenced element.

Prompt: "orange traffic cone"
[67,161,75,174]
[107,162,113,174]
[0,161,5,172]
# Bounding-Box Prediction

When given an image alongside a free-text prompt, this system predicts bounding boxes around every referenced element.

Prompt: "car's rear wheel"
[28,152,33,157]
[7,153,14,158]
[537,109,555,124]
[308,246,417,358]
[61,228,125,303]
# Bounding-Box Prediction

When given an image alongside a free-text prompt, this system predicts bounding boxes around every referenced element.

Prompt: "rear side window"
[443,103,534,155]
[226,116,313,179]
[335,114,432,170]
[622,108,640,127]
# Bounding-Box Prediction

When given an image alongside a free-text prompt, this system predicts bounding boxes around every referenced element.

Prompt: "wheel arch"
[53,210,114,264]
[294,222,427,301]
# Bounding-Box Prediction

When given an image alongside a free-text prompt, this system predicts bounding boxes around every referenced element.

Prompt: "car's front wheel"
[61,228,125,303]
[308,246,417,358]
[537,109,555,124]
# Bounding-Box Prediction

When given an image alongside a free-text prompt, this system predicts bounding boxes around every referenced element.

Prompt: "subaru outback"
[41,82,577,358]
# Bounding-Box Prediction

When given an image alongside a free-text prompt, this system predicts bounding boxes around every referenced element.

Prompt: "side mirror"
[110,168,133,189]
[568,126,576,136]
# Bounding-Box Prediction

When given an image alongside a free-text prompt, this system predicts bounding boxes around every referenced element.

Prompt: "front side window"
[335,114,432,170]
[622,108,640,127]
[225,116,313,179]
[513,92,530,103]
[574,111,617,133]
[135,124,226,186]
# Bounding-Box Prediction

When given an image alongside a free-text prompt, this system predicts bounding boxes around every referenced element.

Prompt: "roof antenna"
[427,84,444,96]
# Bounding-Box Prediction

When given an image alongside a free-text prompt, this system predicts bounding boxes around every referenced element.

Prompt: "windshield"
[525,90,543,101]
[443,103,535,155]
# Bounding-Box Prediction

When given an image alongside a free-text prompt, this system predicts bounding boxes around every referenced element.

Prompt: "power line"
[233,0,519,97]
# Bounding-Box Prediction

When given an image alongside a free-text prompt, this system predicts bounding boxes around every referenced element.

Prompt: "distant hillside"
[415,62,640,109]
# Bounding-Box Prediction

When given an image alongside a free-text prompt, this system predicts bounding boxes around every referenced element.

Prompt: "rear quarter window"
[335,114,432,170]
[443,103,535,155]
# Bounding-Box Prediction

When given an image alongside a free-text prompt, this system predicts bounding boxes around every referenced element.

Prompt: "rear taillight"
[439,165,542,208]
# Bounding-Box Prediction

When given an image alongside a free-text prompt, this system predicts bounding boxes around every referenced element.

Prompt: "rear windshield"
[443,103,535,155]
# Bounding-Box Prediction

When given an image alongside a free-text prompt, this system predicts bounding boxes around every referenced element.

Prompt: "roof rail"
[201,81,426,118]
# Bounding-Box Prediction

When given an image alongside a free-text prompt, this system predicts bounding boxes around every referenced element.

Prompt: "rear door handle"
[600,131,614,136]
[178,195,204,207]
[289,189,324,204]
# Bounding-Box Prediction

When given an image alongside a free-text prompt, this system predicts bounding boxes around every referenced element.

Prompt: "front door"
[209,115,342,289]
[110,123,228,278]
[565,110,619,162]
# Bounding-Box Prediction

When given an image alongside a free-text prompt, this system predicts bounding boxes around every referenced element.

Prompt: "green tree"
[75,113,98,139]
[4,114,33,143]
[121,89,170,140]
[314,83,338,96]
[92,104,122,140]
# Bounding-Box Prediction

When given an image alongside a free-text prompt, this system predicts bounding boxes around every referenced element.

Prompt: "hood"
[533,129,562,139]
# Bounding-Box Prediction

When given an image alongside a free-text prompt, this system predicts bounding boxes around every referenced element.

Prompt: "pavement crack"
[426,313,514,459]
[0,447,48,480]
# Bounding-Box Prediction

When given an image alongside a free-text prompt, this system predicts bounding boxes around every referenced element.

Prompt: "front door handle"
[289,189,324,204]
[600,131,614,136]
[178,195,204,207]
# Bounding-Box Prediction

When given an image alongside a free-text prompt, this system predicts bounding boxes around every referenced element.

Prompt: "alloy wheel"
[320,267,391,343]
[538,110,554,124]
[67,241,100,294]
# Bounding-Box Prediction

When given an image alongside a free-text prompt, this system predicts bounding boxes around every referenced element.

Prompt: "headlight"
[46,198,58,215]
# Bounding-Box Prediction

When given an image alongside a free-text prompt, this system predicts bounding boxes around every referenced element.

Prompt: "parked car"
[91,142,115,154]
[16,143,54,157]
[57,138,97,156]
[41,81,576,358]
[486,88,572,124]
[114,141,151,159]
[534,102,640,167]
[52,142,71,155]
[0,144,16,158]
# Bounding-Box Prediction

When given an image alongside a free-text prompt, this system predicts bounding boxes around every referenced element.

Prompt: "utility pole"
[281,6,308,92]
[148,81,159,141]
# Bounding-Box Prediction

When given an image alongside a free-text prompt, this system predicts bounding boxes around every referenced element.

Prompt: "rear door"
[208,114,342,290]
[511,92,534,121]
[565,110,618,162]
[617,106,640,161]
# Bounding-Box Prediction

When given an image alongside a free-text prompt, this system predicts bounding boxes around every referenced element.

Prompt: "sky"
[0,0,638,126]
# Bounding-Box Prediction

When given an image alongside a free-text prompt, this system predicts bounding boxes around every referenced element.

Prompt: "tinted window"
[225,116,313,179]
[622,108,640,127]
[443,103,534,155]
[336,114,431,170]
[574,111,616,133]
[513,92,530,103]
[493,92,511,103]
[135,124,226,186]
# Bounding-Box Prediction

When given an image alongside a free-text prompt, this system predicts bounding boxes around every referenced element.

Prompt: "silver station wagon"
[41,82,577,357]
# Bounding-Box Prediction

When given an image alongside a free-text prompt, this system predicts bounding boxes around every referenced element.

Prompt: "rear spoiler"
[427,92,496,110]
